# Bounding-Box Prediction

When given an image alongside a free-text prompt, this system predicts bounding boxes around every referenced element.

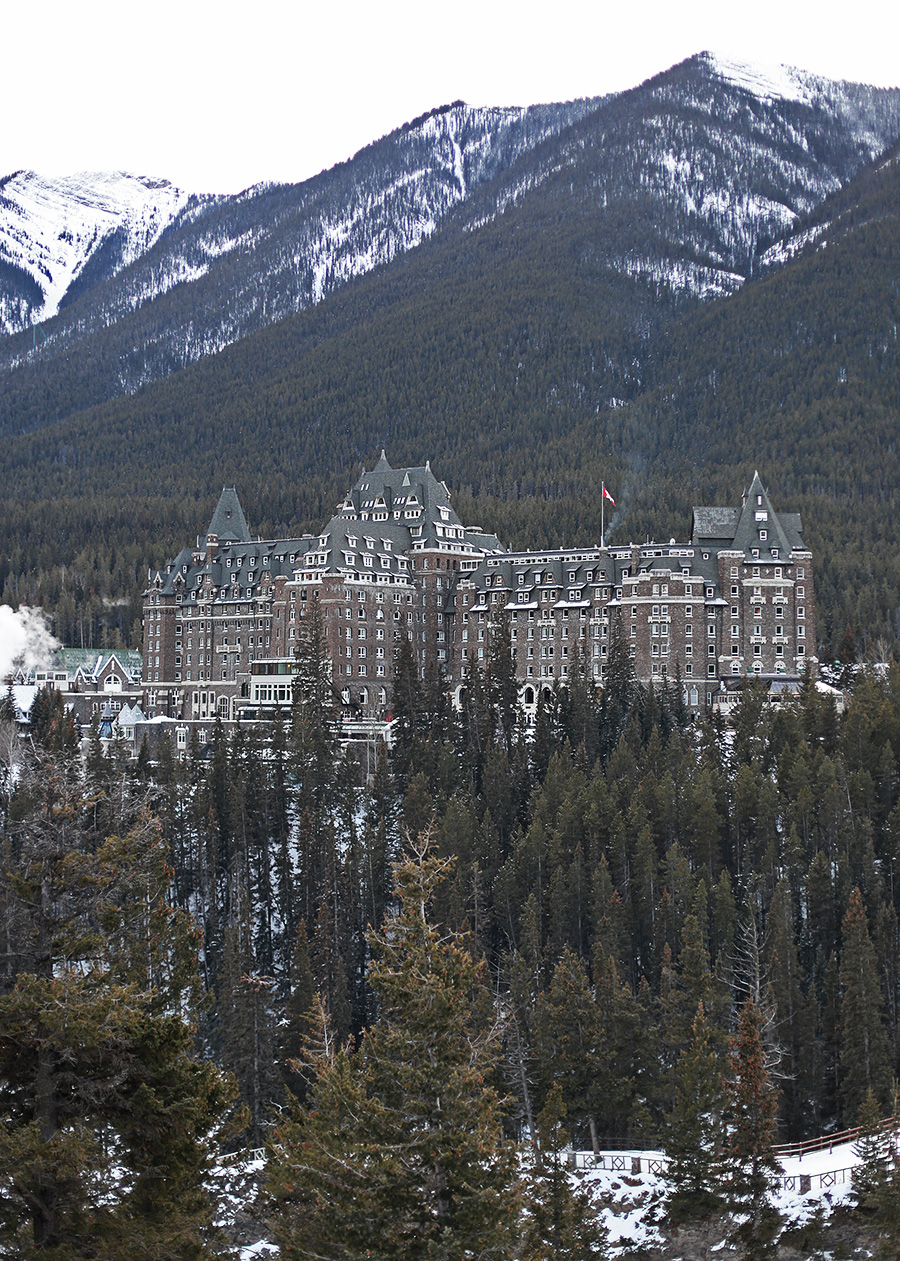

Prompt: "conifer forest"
[4,610,900,1257]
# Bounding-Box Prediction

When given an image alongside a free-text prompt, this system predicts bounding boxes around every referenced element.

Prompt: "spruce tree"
[852,1086,891,1210]
[0,750,235,1257]
[267,840,519,1260]
[664,1002,727,1222]
[870,1085,900,1260]
[521,1083,609,1261]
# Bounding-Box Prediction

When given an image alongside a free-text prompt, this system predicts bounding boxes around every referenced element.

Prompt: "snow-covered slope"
[0,171,195,334]
[453,50,900,302]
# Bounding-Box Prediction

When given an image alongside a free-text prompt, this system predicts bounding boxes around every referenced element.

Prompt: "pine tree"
[840,887,892,1122]
[598,613,634,763]
[267,840,519,1260]
[534,947,603,1153]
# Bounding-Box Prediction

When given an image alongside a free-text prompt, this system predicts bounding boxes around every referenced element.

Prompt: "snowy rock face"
[0,171,193,334]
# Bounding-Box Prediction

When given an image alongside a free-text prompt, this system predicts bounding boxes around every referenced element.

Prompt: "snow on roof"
[11,685,37,719]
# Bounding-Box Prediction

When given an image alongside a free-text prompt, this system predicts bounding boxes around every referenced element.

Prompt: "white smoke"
[0,606,60,682]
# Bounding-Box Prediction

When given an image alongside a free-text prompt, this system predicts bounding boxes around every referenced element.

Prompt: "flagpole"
[601,482,605,548]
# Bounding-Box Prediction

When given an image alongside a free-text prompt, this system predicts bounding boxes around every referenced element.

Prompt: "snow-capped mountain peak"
[0,170,193,333]
[702,50,822,104]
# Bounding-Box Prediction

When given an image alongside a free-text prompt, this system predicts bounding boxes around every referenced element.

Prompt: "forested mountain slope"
[1,53,898,441]
[617,138,900,648]
[1,57,900,654]
[0,100,599,434]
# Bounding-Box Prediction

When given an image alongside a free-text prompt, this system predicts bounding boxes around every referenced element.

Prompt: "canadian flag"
[602,485,616,506]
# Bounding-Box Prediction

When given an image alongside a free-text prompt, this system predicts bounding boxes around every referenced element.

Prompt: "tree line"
[3,615,900,1255]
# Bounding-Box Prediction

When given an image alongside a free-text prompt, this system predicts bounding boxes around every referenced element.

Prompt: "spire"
[373,449,392,472]
[206,487,251,543]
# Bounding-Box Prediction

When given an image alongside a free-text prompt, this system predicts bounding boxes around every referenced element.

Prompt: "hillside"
[1,54,900,652]
[0,99,598,434]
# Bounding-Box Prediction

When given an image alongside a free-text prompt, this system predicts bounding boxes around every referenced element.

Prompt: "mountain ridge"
[3,53,899,442]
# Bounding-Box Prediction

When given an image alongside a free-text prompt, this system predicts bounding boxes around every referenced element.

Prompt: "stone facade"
[141,460,814,721]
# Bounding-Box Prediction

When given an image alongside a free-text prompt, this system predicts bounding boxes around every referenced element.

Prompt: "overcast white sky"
[5,0,899,193]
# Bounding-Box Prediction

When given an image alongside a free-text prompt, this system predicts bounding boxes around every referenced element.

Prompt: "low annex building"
[13,648,143,727]
[141,458,814,722]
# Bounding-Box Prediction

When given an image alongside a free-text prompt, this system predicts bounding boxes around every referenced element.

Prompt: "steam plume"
[0,606,60,682]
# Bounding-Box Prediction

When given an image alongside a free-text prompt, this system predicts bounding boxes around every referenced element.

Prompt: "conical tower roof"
[731,471,791,558]
[207,487,251,543]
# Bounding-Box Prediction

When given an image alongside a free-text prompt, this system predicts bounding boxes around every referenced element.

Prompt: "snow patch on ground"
[212,1141,866,1257]
[614,253,745,299]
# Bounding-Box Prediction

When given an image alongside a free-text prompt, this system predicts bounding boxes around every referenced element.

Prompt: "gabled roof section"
[207,487,251,543]
[691,506,740,544]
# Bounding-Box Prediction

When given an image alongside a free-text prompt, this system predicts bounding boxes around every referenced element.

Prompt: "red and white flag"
[602,485,616,506]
